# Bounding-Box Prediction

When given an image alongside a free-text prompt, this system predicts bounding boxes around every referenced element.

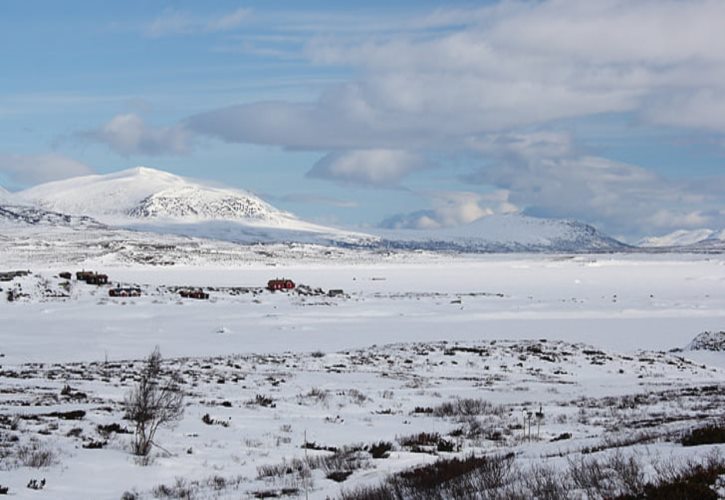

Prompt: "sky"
[2,0,725,241]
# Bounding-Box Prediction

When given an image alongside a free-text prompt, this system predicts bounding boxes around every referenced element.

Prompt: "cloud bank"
[82,114,191,157]
[0,153,94,186]
[85,1,725,237]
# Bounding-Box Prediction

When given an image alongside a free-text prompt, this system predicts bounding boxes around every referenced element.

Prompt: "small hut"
[109,287,141,297]
[179,289,209,300]
[267,278,295,291]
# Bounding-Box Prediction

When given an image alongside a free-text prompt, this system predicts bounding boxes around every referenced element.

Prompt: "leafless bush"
[15,440,58,468]
[568,454,609,497]
[151,475,246,499]
[432,398,504,418]
[153,477,194,499]
[521,464,569,500]
[297,387,329,405]
[124,347,184,457]
[608,451,646,495]
[340,453,517,500]
[248,394,275,408]
[346,389,369,405]
[258,448,370,481]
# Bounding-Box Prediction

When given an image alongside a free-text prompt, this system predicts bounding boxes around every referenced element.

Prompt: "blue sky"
[2,0,725,240]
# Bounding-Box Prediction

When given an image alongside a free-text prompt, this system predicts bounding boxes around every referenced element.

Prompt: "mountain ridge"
[8,166,639,253]
[375,214,630,253]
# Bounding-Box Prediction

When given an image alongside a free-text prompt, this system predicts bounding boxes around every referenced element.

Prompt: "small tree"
[124,347,184,457]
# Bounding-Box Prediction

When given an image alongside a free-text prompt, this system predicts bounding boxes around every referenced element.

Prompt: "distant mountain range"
[638,229,725,252]
[376,215,629,253]
[0,166,719,254]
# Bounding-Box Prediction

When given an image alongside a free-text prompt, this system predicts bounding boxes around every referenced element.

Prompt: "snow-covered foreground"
[1,254,724,498]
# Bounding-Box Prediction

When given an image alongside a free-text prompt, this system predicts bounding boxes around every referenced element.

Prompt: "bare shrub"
[346,389,369,405]
[432,398,504,418]
[297,387,329,405]
[608,451,646,495]
[258,448,370,481]
[124,347,184,457]
[369,441,393,459]
[521,463,569,500]
[248,394,275,408]
[645,449,725,500]
[15,440,57,468]
[151,475,245,499]
[566,451,646,498]
[568,454,608,497]
[340,453,516,500]
[681,423,725,446]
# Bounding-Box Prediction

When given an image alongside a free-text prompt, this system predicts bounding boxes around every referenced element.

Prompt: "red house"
[267,278,295,291]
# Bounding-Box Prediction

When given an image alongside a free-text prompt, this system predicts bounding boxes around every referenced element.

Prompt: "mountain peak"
[117,165,180,179]
[17,166,291,224]
[638,228,723,248]
[376,213,628,253]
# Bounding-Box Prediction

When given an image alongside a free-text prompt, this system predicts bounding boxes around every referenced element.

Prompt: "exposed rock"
[686,331,725,352]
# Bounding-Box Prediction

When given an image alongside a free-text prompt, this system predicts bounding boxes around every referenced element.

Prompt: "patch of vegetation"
[15,440,58,468]
[248,394,275,408]
[681,423,725,446]
[340,453,515,500]
[617,451,725,500]
[431,398,504,418]
[124,347,184,457]
[368,441,393,459]
[201,413,229,427]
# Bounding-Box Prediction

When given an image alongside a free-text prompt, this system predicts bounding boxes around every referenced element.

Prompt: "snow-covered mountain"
[638,228,725,253]
[0,204,103,228]
[376,214,630,253]
[17,167,376,245]
[0,184,101,229]
[9,166,632,253]
[19,167,283,222]
[638,229,721,247]
[0,185,12,203]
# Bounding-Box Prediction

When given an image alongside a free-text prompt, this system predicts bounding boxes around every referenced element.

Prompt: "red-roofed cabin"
[267,278,295,291]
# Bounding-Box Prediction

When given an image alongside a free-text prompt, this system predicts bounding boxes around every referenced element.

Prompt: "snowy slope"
[19,166,281,221]
[15,167,633,253]
[638,228,725,253]
[0,184,13,204]
[376,214,629,253]
[638,229,718,247]
[18,167,377,245]
[0,184,103,229]
[0,204,103,228]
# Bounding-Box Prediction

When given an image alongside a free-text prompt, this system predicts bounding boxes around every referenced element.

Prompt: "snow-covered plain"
[1,249,724,499]
[2,255,725,364]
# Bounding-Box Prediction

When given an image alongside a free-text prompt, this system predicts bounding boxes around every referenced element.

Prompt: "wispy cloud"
[381,190,518,230]
[0,153,94,186]
[307,150,428,187]
[145,8,251,38]
[80,113,192,157]
[181,1,725,236]
[267,193,358,209]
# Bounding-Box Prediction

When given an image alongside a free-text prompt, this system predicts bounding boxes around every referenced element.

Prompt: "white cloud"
[127,1,725,236]
[381,190,519,229]
[146,8,251,37]
[187,0,725,148]
[0,153,93,186]
[464,136,722,237]
[83,114,191,156]
[307,149,427,187]
[269,193,358,208]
